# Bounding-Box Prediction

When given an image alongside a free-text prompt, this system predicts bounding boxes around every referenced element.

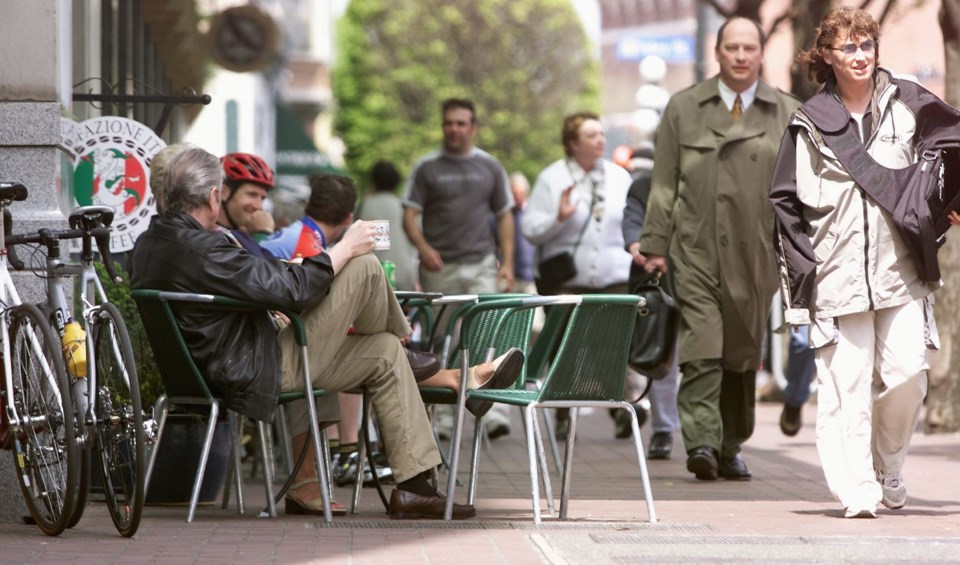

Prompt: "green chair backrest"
[450,307,535,387]
[536,295,638,403]
[524,302,575,383]
[131,289,217,402]
[131,289,312,402]
[448,294,534,371]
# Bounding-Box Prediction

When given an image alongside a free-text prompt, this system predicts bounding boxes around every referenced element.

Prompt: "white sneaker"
[878,471,907,509]
[844,506,877,519]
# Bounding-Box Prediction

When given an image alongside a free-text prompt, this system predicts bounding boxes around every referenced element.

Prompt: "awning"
[274,100,341,204]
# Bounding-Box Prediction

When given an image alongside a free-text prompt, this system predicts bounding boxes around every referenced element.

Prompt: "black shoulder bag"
[627,266,680,379]
[802,101,960,282]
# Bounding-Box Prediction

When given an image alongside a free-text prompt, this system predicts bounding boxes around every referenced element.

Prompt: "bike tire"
[65,442,90,528]
[8,303,79,536]
[91,302,144,537]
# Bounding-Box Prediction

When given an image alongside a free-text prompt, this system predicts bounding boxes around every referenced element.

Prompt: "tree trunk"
[789,0,832,99]
[925,0,960,433]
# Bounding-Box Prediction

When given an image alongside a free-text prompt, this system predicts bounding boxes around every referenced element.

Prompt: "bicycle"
[7,202,146,537]
[0,182,78,536]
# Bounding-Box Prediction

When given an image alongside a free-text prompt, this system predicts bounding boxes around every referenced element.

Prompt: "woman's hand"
[557,184,577,222]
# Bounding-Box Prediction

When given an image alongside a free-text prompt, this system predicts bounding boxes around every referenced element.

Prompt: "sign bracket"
[71,77,211,136]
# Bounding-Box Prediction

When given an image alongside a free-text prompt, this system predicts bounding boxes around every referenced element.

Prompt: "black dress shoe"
[405,348,440,382]
[718,454,752,481]
[647,431,673,460]
[780,403,802,437]
[388,488,476,520]
[686,446,718,480]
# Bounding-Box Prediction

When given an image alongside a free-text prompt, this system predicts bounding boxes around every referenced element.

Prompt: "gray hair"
[150,143,195,214]
[162,147,224,216]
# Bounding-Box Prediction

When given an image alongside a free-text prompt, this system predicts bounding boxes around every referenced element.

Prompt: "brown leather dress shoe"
[388,488,476,520]
[405,348,441,382]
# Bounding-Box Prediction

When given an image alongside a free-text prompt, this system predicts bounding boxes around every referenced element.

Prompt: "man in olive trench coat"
[638,17,800,481]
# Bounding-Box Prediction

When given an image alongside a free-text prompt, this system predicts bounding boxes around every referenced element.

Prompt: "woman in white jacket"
[770,7,960,519]
[522,111,641,439]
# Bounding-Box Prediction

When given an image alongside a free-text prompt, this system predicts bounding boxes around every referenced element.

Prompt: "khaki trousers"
[814,298,934,511]
[277,254,441,482]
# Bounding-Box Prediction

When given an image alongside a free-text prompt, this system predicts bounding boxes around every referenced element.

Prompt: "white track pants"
[812,298,936,511]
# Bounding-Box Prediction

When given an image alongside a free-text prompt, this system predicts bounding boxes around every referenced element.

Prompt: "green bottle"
[381,260,396,288]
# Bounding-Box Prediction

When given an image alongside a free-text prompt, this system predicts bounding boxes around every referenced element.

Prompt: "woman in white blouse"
[521,111,642,439]
[522,111,633,294]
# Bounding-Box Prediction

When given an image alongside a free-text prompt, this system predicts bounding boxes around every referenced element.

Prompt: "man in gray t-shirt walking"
[403,97,516,438]
[403,98,515,295]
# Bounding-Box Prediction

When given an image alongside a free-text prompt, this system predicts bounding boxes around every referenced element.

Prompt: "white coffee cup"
[371,220,390,250]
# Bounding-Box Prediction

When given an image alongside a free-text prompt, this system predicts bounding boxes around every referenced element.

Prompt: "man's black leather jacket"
[130,213,335,421]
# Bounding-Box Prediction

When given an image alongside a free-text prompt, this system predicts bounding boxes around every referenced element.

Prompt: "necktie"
[731,95,743,122]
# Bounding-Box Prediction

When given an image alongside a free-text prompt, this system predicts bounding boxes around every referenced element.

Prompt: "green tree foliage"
[333,0,600,185]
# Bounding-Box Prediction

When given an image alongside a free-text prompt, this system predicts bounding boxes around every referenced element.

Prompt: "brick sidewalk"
[2,401,959,563]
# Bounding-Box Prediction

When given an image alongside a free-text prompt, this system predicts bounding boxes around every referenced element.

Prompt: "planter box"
[146,416,233,506]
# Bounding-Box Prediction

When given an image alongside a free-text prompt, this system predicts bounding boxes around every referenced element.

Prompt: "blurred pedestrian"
[779,326,814,437]
[356,160,418,291]
[622,144,682,459]
[402,97,516,439]
[509,172,537,294]
[522,111,647,440]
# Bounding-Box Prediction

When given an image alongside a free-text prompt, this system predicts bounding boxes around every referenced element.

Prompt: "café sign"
[60,116,165,253]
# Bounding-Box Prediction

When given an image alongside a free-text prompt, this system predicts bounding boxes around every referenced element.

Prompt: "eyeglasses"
[831,40,876,55]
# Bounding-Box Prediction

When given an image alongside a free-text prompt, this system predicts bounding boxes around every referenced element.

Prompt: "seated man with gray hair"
[130,147,519,519]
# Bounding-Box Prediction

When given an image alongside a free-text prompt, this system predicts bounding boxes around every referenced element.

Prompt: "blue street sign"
[615,34,695,63]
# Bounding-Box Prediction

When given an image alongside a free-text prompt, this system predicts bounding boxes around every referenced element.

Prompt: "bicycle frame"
[44,250,110,448]
[0,204,63,440]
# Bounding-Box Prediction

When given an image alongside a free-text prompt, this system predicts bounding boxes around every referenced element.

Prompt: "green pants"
[678,358,756,459]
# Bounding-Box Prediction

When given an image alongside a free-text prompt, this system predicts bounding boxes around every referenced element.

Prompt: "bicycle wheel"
[64,441,90,529]
[8,303,78,536]
[91,302,144,537]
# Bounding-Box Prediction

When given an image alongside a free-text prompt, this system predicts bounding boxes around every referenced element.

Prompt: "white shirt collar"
[718,79,759,111]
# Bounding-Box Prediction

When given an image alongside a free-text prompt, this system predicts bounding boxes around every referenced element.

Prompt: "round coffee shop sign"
[60,116,165,253]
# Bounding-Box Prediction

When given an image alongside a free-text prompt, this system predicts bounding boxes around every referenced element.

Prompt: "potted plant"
[98,263,232,505]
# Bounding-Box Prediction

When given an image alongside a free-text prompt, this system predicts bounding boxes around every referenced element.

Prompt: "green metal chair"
[132,290,334,523]
[438,295,537,519]
[464,295,658,524]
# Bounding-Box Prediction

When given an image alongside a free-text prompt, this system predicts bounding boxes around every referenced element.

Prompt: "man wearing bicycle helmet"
[219,152,277,257]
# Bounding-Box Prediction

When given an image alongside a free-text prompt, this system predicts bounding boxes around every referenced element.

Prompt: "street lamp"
[633,55,670,141]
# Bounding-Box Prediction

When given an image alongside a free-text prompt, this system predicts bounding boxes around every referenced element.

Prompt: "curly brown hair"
[796,7,880,84]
